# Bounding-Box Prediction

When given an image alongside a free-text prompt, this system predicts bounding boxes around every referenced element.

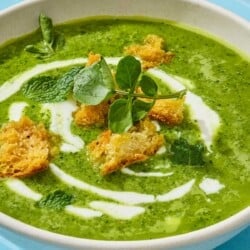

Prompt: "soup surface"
[0,17,249,240]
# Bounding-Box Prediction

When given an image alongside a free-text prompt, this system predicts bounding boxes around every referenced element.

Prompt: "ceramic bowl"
[0,0,249,249]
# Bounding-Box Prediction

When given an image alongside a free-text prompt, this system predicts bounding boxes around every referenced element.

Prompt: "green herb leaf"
[132,99,154,122]
[25,13,65,58]
[24,45,48,55]
[39,13,54,48]
[108,98,133,133]
[52,32,65,51]
[36,190,74,210]
[22,66,82,103]
[73,57,114,105]
[115,55,141,91]
[170,138,206,166]
[139,75,158,97]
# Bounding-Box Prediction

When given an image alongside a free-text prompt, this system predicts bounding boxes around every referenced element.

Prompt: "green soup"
[0,18,249,240]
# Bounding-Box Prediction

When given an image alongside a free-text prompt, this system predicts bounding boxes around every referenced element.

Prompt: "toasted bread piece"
[125,34,174,69]
[88,119,164,175]
[74,101,109,126]
[0,117,50,178]
[149,98,184,125]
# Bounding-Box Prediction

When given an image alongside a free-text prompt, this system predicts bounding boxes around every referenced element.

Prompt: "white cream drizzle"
[156,179,195,202]
[42,101,84,152]
[49,163,155,205]
[121,168,173,177]
[8,102,28,121]
[199,177,225,195]
[89,201,145,220]
[148,68,221,149]
[65,205,102,219]
[5,179,42,201]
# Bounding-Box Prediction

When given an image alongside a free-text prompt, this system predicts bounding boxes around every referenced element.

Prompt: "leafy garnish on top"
[170,138,206,166]
[25,13,65,59]
[22,66,82,103]
[36,190,74,210]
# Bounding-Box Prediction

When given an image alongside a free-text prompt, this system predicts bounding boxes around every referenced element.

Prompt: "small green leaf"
[132,99,154,122]
[170,138,206,166]
[53,32,65,51]
[39,13,54,46]
[108,98,133,133]
[24,45,47,55]
[22,66,82,103]
[73,57,114,105]
[115,55,141,91]
[36,190,74,210]
[140,75,158,97]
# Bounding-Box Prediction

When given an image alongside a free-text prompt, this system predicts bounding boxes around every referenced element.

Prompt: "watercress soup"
[0,16,249,240]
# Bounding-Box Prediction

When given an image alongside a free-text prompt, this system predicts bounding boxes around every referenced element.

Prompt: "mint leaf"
[25,13,65,58]
[108,98,133,133]
[115,55,141,91]
[22,66,82,103]
[132,99,154,122]
[170,138,206,166]
[139,75,158,97]
[39,13,54,48]
[73,57,114,105]
[37,190,74,210]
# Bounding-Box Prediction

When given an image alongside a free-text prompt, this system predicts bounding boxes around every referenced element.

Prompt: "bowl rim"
[0,208,249,249]
[0,0,249,249]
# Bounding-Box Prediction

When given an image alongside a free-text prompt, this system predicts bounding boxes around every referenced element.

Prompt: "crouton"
[149,98,185,125]
[0,117,50,178]
[74,101,109,126]
[124,34,174,69]
[86,52,101,66]
[88,119,164,175]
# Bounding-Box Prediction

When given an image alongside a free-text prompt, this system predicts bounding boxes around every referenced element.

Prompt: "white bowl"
[0,0,249,249]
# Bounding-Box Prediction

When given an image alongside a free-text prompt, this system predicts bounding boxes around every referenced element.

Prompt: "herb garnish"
[73,55,186,133]
[22,66,82,103]
[25,13,65,58]
[170,138,206,166]
[36,190,74,210]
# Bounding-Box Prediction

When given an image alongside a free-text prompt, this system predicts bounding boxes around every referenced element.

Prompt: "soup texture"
[0,17,249,240]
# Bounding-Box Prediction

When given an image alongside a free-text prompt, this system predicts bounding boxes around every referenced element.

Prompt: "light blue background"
[0,0,249,249]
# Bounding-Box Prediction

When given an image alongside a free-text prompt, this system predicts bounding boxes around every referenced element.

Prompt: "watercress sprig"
[25,13,65,59]
[73,55,186,133]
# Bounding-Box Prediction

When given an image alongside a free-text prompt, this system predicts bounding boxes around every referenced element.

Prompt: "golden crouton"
[149,98,185,125]
[125,34,174,69]
[0,117,50,178]
[74,101,109,126]
[86,52,101,66]
[88,119,164,175]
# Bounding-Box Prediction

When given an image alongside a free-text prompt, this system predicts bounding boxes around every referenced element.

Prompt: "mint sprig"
[25,13,65,59]
[22,66,82,103]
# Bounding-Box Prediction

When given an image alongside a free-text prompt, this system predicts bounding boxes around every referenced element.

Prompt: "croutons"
[88,119,164,175]
[0,117,50,178]
[124,34,174,69]
[74,101,109,126]
[149,98,185,125]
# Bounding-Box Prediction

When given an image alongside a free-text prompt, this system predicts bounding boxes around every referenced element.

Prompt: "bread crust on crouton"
[149,98,184,125]
[125,34,174,69]
[74,102,109,126]
[88,119,164,175]
[0,117,50,178]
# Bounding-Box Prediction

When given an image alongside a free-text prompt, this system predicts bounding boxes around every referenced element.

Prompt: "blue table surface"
[0,0,249,249]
